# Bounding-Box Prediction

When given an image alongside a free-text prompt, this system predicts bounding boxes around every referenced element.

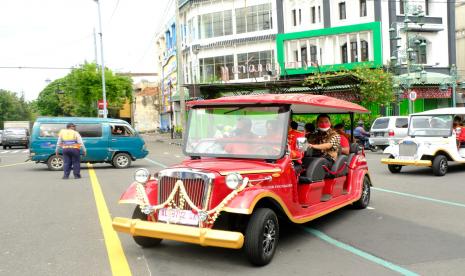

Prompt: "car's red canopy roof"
[188,94,368,114]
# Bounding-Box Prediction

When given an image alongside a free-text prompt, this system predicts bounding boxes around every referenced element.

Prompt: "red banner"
[400,87,452,99]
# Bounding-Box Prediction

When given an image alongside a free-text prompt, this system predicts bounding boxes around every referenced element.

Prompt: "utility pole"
[95,0,108,118]
[93,27,98,65]
[175,0,186,136]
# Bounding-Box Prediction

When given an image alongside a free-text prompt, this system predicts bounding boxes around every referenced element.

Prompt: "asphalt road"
[1,139,465,276]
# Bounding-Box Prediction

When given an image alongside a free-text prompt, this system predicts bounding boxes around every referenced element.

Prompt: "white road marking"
[367,206,375,210]
[163,152,169,155]
[0,151,8,154]
[175,155,181,158]
[11,150,20,154]
[22,150,29,153]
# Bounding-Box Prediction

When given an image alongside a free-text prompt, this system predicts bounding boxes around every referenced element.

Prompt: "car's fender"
[383,145,398,156]
[118,180,158,205]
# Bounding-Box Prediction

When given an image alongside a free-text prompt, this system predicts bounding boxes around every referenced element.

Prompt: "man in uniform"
[55,123,87,179]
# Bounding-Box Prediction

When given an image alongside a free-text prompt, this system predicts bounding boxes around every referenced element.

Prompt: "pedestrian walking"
[55,123,86,179]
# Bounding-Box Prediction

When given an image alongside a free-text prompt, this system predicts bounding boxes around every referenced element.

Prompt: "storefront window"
[199,55,234,83]
[238,50,274,79]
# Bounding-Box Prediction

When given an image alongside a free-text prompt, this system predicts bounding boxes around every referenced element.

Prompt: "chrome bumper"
[112,217,244,249]
[381,158,432,167]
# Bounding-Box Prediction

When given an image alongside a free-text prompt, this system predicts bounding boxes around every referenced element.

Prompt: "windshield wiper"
[224,106,247,114]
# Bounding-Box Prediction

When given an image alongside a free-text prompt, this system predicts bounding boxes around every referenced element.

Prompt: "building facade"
[179,0,281,90]
[133,82,161,133]
[174,0,455,114]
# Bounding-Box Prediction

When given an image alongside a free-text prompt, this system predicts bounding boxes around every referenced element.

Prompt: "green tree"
[0,89,33,128]
[36,62,133,117]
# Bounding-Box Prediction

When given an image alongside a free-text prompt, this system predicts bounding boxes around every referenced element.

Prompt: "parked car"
[29,117,149,170]
[112,94,372,266]
[382,108,465,176]
[369,116,409,150]
[2,128,29,149]
[0,130,3,145]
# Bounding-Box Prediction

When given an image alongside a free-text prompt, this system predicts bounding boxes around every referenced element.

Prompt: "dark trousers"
[63,148,81,178]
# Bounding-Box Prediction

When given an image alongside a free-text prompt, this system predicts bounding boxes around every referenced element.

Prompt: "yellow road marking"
[0,162,31,168]
[88,163,132,276]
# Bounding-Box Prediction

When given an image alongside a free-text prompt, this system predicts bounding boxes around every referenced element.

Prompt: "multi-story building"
[179,0,280,92]
[279,0,456,114]
[133,81,161,132]
[155,14,179,131]
[175,0,455,114]
[456,2,465,106]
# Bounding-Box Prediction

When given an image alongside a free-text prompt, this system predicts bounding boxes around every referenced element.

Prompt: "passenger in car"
[307,114,341,166]
[334,123,350,155]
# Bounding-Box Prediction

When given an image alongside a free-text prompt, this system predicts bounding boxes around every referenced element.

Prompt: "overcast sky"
[0,0,173,101]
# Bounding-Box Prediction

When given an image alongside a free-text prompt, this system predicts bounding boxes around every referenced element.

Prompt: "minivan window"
[39,124,66,137]
[395,118,408,128]
[39,123,102,138]
[372,118,389,129]
[111,124,134,136]
[76,124,102,137]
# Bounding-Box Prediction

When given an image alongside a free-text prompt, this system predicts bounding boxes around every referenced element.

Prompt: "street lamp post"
[389,1,425,115]
[94,0,108,118]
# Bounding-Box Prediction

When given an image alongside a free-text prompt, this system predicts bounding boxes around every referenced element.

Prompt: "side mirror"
[296,137,308,152]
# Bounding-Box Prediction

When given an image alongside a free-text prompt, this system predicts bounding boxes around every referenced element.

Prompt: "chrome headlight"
[134,168,150,184]
[225,173,243,190]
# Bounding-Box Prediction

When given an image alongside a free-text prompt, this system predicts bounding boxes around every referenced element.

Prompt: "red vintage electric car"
[112,94,371,266]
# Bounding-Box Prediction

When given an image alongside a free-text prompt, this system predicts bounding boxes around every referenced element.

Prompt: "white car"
[369,116,409,150]
[381,108,465,176]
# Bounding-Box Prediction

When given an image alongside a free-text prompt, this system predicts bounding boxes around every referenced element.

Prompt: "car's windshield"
[5,128,27,135]
[409,115,453,137]
[184,106,289,159]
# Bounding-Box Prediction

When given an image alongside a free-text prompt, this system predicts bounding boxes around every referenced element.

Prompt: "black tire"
[378,145,388,151]
[112,153,132,169]
[244,208,279,266]
[132,207,162,247]
[2,146,6,150]
[432,155,448,176]
[387,155,402,173]
[353,176,371,209]
[47,155,64,171]
[388,164,402,173]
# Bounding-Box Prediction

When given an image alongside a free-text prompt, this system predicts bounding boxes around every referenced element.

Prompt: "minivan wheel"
[132,207,162,247]
[432,155,448,176]
[112,153,132,169]
[244,208,279,266]
[47,155,64,171]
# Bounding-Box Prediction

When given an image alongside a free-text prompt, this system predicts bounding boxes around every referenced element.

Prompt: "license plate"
[158,208,199,226]
[374,132,384,137]
[398,156,415,160]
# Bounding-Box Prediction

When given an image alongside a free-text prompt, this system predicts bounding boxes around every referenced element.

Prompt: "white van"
[369,116,409,150]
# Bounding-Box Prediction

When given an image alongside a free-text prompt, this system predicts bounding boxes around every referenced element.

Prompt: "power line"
[0,66,74,70]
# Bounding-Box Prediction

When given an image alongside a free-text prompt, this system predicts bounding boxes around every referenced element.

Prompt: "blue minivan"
[30,117,149,170]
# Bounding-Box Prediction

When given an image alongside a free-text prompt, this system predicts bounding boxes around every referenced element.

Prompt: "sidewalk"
[141,132,183,146]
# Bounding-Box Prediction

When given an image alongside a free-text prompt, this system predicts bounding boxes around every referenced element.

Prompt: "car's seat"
[347,143,361,165]
[325,155,348,178]
[299,157,331,183]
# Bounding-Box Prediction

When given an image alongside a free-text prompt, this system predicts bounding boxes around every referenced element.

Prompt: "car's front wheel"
[432,155,448,176]
[244,208,279,266]
[132,207,162,247]
[387,155,402,173]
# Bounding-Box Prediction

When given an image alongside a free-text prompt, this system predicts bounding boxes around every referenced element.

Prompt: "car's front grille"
[158,170,213,211]
[399,142,417,156]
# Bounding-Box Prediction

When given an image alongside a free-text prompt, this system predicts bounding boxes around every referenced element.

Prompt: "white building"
[175,0,456,113]
[179,0,280,90]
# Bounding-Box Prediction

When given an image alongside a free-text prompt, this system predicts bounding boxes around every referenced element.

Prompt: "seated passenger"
[304,122,315,139]
[453,116,465,148]
[334,123,350,155]
[288,120,305,163]
[224,118,256,154]
[307,114,340,166]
